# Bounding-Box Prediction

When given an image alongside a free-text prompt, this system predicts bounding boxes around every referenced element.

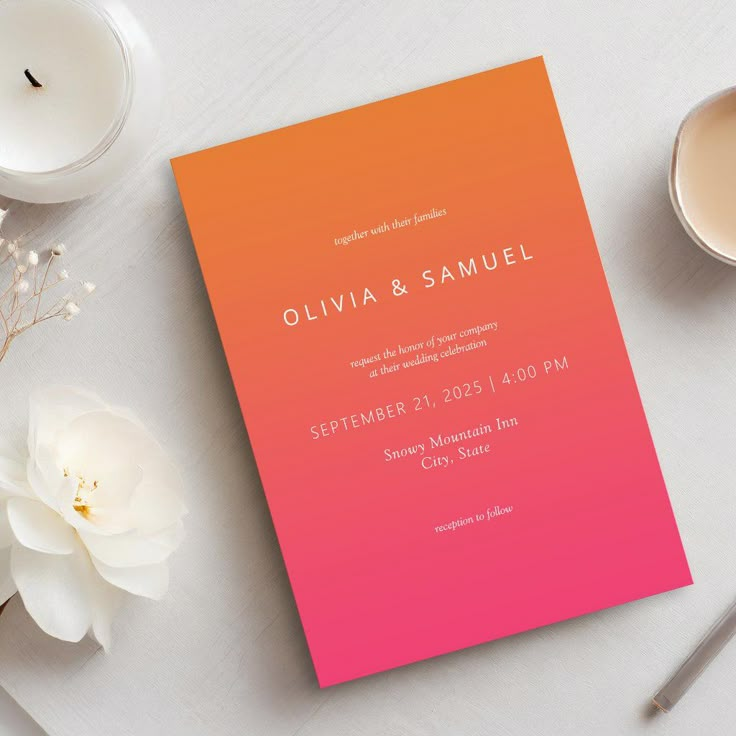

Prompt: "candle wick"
[24,69,43,88]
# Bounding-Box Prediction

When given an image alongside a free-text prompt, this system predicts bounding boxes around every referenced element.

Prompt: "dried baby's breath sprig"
[0,207,95,363]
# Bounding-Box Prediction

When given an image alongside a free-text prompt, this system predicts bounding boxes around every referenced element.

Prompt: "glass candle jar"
[0,0,161,203]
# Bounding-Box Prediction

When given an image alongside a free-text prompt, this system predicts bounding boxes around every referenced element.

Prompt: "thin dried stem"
[0,209,94,364]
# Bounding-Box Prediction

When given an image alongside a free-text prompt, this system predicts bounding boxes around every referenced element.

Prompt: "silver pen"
[653,597,736,712]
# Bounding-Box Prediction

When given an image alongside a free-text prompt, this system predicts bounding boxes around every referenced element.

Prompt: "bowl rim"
[669,85,736,266]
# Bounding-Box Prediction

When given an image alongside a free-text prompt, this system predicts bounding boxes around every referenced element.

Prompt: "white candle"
[0,0,161,203]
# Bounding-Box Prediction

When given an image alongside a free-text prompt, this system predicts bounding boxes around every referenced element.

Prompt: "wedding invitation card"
[172,57,691,687]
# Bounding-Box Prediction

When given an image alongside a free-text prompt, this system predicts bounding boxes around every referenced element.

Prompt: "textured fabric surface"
[1,1,735,734]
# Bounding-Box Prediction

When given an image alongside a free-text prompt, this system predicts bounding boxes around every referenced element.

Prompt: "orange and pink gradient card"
[172,57,691,687]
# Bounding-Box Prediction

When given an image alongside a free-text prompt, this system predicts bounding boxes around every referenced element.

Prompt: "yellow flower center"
[63,467,98,520]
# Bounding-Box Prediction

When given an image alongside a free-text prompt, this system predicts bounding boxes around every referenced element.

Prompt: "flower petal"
[79,521,184,568]
[6,497,76,555]
[126,431,186,534]
[56,475,126,537]
[28,386,107,459]
[26,449,65,510]
[0,504,12,549]
[57,408,185,534]
[56,412,146,511]
[0,548,16,605]
[11,539,93,643]
[0,441,32,499]
[129,478,187,536]
[90,576,123,652]
[0,460,26,498]
[91,557,169,600]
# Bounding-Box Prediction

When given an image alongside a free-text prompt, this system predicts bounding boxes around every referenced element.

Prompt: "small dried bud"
[1,232,92,363]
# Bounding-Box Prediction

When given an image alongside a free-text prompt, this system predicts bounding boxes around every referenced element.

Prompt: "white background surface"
[1,1,736,734]
[0,690,42,736]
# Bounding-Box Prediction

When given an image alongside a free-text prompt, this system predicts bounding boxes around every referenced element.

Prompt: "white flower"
[6,241,16,255]
[51,244,66,257]
[64,301,80,318]
[58,269,69,281]
[82,281,96,294]
[15,279,29,294]
[0,387,186,649]
[28,251,39,266]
